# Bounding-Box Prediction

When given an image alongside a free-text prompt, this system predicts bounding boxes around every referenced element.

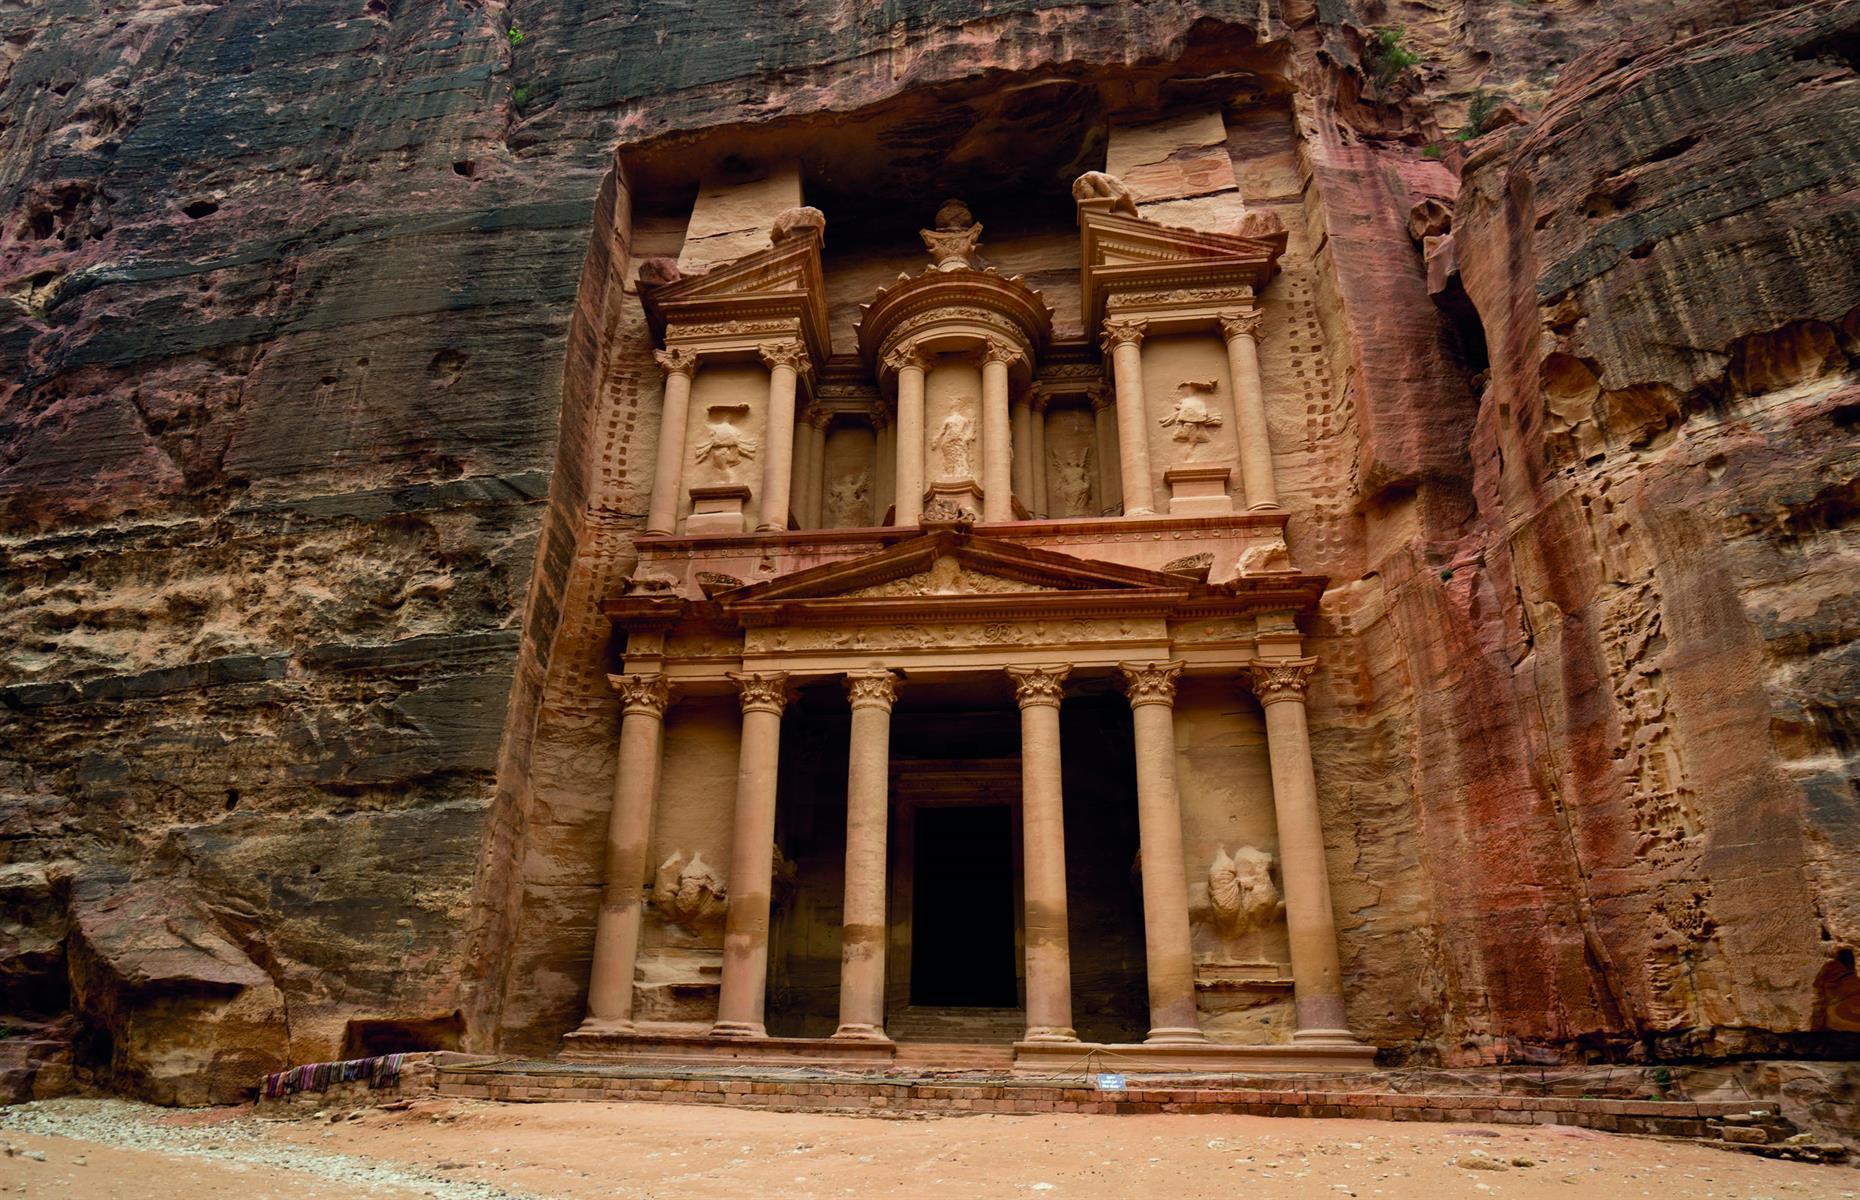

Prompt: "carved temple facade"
[564,167,1375,1072]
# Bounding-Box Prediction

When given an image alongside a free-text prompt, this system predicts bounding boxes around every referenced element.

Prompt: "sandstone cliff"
[0,0,1855,1108]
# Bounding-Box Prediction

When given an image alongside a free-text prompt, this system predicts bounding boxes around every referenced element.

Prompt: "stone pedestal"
[1163,465,1235,517]
[685,484,751,535]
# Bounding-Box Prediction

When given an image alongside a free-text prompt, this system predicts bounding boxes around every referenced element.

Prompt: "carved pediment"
[724,531,1186,610]
[1078,205,1287,332]
[643,228,830,363]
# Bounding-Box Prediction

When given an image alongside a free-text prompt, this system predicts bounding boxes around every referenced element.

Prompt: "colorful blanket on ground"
[262,1053,408,1099]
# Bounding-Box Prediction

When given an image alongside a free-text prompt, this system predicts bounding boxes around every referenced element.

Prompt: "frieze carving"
[1111,286,1256,308]
[843,556,1054,598]
[654,347,697,377]
[668,318,798,339]
[1006,664,1071,708]
[1101,317,1147,351]
[844,668,900,711]
[747,616,1156,655]
[889,306,1022,346]
[1244,657,1317,704]
[921,496,978,524]
[1208,845,1284,935]
[608,672,670,717]
[1218,310,1265,341]
[693,572,744,599]
[729,670,791,713]
[1159,380,1224,458]
[1162,552,1215,579]
[1119,659,1185,707]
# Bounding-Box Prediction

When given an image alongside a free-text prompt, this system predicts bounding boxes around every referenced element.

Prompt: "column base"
[1124,506,1157,518]
[1021,1026,1079,1044]
[830,1023,892,1043]
[1246,501,1285,512]
[1291,1027,1370,1048]
[1143,1026,1210,1045]
[574,1017,637,1036]
[708,1021,768,1039]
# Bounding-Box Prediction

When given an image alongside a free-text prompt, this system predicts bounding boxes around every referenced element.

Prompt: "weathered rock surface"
[0,0,1855,1103]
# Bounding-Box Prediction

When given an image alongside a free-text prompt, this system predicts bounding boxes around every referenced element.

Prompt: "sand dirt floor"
[1,1095,1855,1199]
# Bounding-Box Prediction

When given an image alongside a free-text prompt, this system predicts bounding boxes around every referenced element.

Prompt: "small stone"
[20,1151,45,1163]
[1511,1157,1535,1167]
[1453,1155,1508,1172]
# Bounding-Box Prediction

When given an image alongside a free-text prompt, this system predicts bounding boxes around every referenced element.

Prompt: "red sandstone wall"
[1,0,1854,1102]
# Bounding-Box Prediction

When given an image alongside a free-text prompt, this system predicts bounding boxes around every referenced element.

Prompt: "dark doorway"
[910,804,1018,1006]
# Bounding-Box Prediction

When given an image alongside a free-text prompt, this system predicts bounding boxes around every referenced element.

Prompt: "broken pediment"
[642,223,831,362]
[1076,187,1288,332]
[721,530,1189,610]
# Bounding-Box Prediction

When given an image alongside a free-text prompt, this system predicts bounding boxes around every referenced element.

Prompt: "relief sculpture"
[1050,445,1094,515]
[824,469,872,528]
[930,409,977,479]
[1208,845,1284,936]
[693,404,758,471]
[652,850,728,929]
[1159,379,1224,459]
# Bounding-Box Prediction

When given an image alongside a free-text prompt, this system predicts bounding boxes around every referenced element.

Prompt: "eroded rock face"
[0,0,1854,1102]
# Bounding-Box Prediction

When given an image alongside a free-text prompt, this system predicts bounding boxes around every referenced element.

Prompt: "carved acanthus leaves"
[757,340,812,378]
[654,346,697,378]
[1119,659,1185,707]
[728,670,791,714]
[1218,310,1265,342]
[844,668,900,711]
[1244,657,1317,705]
[981,338,1025,370]
[882,343,930,376]
[608,672,671,717]
[1006,664,1071,709]
[1101,318,1147,351]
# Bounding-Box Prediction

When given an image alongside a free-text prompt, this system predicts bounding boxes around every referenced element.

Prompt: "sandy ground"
[1,1096,1856,1200]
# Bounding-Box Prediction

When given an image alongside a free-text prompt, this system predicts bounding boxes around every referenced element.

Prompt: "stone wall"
[2,0,1855,1105]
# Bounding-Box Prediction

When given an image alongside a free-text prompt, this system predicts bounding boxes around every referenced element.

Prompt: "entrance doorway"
[910,804,1018,1006]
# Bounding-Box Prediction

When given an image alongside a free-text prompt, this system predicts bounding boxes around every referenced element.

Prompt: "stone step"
[892,1043,1017,1070]
[885,1006,1022,1045]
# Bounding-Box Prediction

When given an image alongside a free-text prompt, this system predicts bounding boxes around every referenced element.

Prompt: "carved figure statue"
[623,568,679,596]
[1070,171,1138,215]
[1209,845,1283,936]
[653,850,727,928]
[930,409,977,479]
[1159,380,1224,459]
[1050,445,1094,515]
[824,469,872,527]
[693,405,758,470]
[1237,536,1294,576]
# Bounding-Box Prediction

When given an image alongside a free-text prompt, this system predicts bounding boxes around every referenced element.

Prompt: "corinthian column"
[713,671,790,1038]
[886,344,928,525]
[798,407,829,528]
[1103,319,1155,516]
[1007,665,1078,1044]
[1028,390,1049,517]
[1090,385,1121,516]
[1011,392,1033,506]
[1219,311,1280,510]
[645,348,696,534]
[835,669,900,1041]
[1244,657,1354,1043]
[980,340,1019,523]
[790,405,819,531]
[1119,660,1205,1044]
[871,403,895,525]
[580,673,671,1031]
[757,341,810,531]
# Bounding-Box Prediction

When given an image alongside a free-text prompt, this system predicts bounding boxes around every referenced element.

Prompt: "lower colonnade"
[569,649,1371,1073]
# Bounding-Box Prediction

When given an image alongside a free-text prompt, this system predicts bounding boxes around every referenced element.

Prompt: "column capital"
[758,340,810,374]
[1006,664,1071,708]
[1087,384,1115,413]
[1119,660,1185,707]
[802,404,833,432]
[882,342,930,376]
[1218,310,1265,342]
[1101,317,1148,352]
[607,672,671,717]
[867,400,892,429]
[1244,657,1317,705]
[981,337,1025,370]
[844,668,900,712]
[728,670,792,715]
[655,346,697,378]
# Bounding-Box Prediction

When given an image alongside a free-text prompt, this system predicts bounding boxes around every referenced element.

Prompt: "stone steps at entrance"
[885,1006,1022,1045]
